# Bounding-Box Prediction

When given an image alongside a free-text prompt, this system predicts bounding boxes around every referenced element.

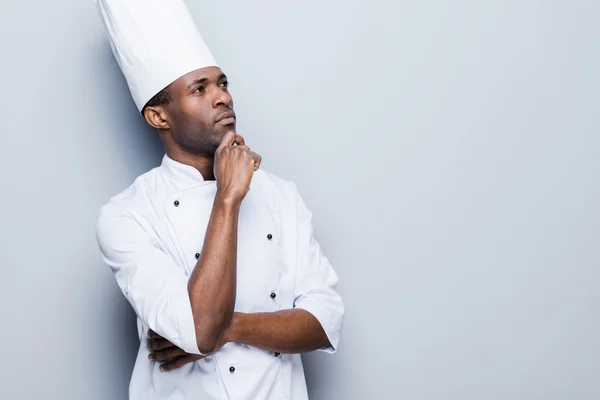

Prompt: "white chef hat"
[96,0,219,112]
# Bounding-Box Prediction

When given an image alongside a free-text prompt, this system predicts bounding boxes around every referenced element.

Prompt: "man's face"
[163,66,235,154]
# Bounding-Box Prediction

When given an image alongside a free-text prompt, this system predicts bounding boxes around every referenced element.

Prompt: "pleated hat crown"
[97,0,219,111]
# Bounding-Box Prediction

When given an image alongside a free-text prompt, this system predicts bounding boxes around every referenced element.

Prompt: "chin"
[211,129,233,147]
[217,124,236,134]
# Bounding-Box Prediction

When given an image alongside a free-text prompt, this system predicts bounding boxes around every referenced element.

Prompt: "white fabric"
[96,155,344,400]
[96,0,219,111]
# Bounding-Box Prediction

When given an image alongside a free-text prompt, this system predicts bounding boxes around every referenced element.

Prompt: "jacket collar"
[160,154,207,188]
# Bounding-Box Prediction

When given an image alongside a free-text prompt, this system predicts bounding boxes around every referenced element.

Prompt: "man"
[94,0,344,399]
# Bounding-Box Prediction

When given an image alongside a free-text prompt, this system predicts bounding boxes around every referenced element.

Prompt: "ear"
[143,106,170,130]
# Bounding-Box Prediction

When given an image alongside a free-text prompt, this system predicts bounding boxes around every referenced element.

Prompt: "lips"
[215,110,236,125]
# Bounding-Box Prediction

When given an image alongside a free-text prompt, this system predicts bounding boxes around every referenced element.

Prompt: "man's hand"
[147,330,227,372]
[214,132,262,203]
[147,330,204,371]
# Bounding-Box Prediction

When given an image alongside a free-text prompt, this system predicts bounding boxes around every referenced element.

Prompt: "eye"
[193,85,205,94]
[219,80,229,88]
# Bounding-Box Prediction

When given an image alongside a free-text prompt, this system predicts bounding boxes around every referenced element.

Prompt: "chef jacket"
[95,154,344,400]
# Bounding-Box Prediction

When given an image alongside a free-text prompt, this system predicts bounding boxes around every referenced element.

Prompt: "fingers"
[215,131,259,170]
[147,330,162,340]
[248,150,262,171]
[217,131,236,151]
[146,330,207,372]
[148,338,175,351]
[222,143,262,171]
[147,330,176,351]
[159,355,203,372]
[233,133,245,146]
[149,346,187,362]
[217,132,245,151]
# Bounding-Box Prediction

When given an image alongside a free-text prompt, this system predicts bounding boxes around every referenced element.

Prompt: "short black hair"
[142,87,171,114]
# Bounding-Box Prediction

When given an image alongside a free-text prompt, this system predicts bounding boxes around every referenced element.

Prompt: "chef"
[94,0,344,399]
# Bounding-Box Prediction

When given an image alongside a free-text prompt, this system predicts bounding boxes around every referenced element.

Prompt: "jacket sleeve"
[292,184,345,353]
[96,201,203,355]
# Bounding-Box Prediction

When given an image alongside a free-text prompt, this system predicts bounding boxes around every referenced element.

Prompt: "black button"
[174,200,180,207]
[267,234,273,240]
[229,366,235,373]
[195,253,200,259]
[270,292,276,299]
[274,352,280,357]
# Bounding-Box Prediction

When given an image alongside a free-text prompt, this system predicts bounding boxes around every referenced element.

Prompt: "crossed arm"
[149,309,330,371]
[96,182,343,373]
[148,190,331,371]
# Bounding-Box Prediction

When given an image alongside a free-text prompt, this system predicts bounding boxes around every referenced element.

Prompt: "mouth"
[215,110,236,125]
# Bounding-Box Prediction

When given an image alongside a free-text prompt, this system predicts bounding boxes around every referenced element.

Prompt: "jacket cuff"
[167,290,206,356]
[295,299,341,354]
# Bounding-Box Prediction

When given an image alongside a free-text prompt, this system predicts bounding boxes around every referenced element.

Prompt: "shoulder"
[111,167,162,207]
[96,167,161,235]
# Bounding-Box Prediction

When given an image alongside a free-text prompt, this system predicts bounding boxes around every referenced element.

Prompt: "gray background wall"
[1,0,598,399]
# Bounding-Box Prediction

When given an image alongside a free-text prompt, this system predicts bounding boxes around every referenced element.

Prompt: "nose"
[213,86,232,109]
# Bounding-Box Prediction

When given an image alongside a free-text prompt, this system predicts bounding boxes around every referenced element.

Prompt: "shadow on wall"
[86,42,166,399]
[83,259,139,399]
[302,351,340,399]
[93,42,166,179]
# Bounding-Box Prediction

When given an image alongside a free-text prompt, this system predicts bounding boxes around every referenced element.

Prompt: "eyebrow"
[186,73,228,90]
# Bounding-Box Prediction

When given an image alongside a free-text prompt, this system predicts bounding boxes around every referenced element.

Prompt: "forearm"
[188,194,240,353]
[226,309,331,354]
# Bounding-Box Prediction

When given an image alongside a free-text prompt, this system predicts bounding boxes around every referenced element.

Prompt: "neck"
[159,129,218,180]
